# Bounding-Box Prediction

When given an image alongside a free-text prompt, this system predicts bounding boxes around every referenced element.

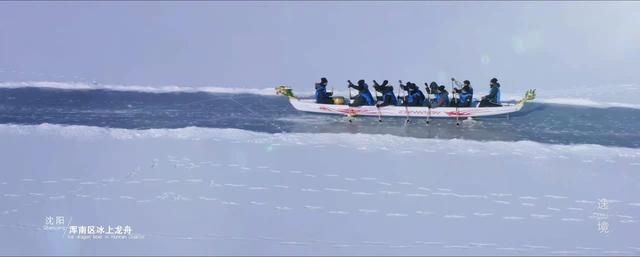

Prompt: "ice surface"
[0,81,276,95]
[534,98,640,110]
[0,124,639,255]
[3,80,640,110]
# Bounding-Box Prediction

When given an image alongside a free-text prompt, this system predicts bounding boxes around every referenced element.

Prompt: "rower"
[435,85,450,107]
[460,80,474,107]
[451,78,474,107]
[479,77,502,107]
[347,79,375,107]
[424,81,439,107]
[399,81,425,106]
[372,80,398,107]
[314,77,333,104]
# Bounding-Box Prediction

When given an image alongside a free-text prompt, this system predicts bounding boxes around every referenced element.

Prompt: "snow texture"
[0,124,639,255]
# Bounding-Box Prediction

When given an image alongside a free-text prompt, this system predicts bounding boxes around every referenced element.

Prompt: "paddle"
[399,80,410,124]
[424,83,431,125]
[373,81,382,123]
[347,80,353,123]
[451,78,460,126]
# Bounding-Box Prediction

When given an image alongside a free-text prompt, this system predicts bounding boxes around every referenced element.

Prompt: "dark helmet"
[321,77,328,83]
[438,85,446,91]
[464,80,470,85]
[358,79,365,85]
[490,78,498,83]
[429,82,438,88]
[383,80,388,84]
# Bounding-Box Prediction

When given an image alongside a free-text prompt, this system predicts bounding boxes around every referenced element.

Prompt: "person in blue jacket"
[451,78,474,107]
[347,79,375,107]
[459,80,474,107]
[479,78,502,107]
[372,80,398,107]
[434,85,450,107]
[399,81,425,106]
[314,77,333,104]
[424,81,439,107]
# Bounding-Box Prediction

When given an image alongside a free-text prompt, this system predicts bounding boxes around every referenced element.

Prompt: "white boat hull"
[289,99,525,118]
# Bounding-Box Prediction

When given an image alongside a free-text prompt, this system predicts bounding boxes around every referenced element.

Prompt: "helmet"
[321,77,328,83]
[490,78,498,83]
[358,79,365,85]
[464,80,470,85]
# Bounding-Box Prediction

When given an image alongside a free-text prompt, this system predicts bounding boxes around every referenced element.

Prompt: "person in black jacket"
[372,80,398,107]
[399,81,425,106]
[425,81,439,95]
[424,81,439,107]
[435,86,450,107]
[479,78,502,107]
[347,80,375,107]
[314,77,333,104]
[450,78,474,107]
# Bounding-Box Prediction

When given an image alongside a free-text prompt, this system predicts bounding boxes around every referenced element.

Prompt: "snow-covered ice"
[0,124,639,255]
